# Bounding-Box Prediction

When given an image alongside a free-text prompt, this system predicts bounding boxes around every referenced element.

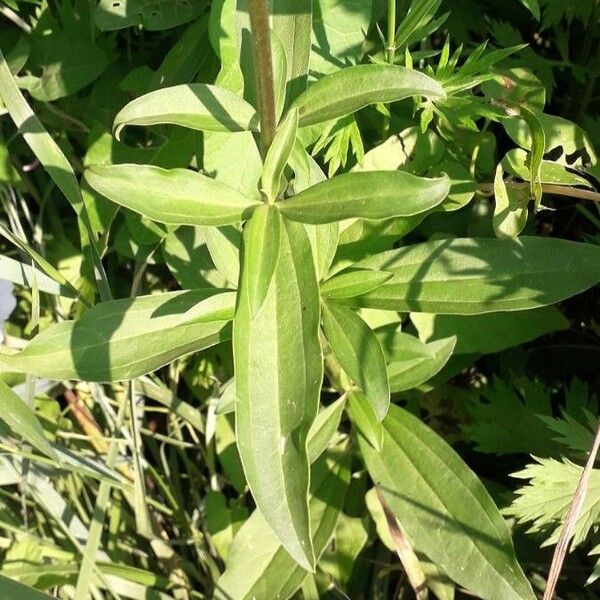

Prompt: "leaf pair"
[85,164,451,227]
[113,65,446,138]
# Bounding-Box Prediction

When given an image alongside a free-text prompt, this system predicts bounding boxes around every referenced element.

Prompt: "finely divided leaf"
[85,164,260,226]
[233,211,323,570]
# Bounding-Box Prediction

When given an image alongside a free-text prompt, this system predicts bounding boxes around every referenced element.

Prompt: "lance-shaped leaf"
[233,210,323,570]
[322,302,389,421]
[0,290,235,381]
[85,164,260,226]
[348,237,600,314]
[378,330,456,392]
[261,108,299,202]
[279,172,450,224]
[493,164,528,239]
[321,270,393,300]
[293,65,446,126]
[347,390,383,451]
[360,405,536,600]
[113,83,260,139]
[0,381,57,459]
[0,574,53,599]
[215,444,350,600]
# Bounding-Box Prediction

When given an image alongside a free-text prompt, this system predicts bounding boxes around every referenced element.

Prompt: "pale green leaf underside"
[0,290,235,381]
[114,83,259,139]
[322,302,389,421]
[279,172,450,224]
[360,405,536,600]
[348,237,600,314]
[215,446,350,600]
[233,211,323,570]
[293,64,446,126]
[85,164,259,226]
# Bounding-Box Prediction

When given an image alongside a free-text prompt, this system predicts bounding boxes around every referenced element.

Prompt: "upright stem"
[248,0,277,158]
[386,0,397,64]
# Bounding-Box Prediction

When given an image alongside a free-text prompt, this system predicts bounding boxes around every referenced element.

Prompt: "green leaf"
[322,302,389,421]
[0,48,110,301]
[279,172,450,224]
[261,108,299,202]
[307,397,346,463]
[0,249,77,299]
[0,290,235,381]
[321,270,393,300]
[378,331,456,393]
[241,205,281,313]
[0,574,52,599]
[293,65,445,126]
[411,307,568,355]
[233,212,323,570]
[85,164,260,226]
[493,164,528,239]
[347,390,383,451]
[215,445,351,600]
[113,84,260,139]
[0,381,57,460]
[502,149,591,187]
[272,0,312,104]
[360,405,536,600]
[348,237,600,314]
[507,457,600,549]
[95,0,204,30]
[203,225,242,287]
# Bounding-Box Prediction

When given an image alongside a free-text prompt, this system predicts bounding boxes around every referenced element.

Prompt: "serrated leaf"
[293,65,445,126]
[233,213,322,570]
[507,457,600,549]
[360,405,536,600]
[215,444,350,600]
[348,237,600,314]
[0,291,234,381]
[113,84,260,138]
[85,164,260,226]
[279,172,450,224]
[322,302,389,421]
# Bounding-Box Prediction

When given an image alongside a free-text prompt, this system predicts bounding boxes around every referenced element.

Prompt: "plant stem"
[386,0,397,64]
[543,421,600,600]
[248,0,277,158]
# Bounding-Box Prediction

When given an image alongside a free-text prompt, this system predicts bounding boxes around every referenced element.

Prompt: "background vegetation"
[0,0,599,598]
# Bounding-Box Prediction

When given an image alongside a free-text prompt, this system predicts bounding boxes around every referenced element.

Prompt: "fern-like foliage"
[506,457,600,549]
